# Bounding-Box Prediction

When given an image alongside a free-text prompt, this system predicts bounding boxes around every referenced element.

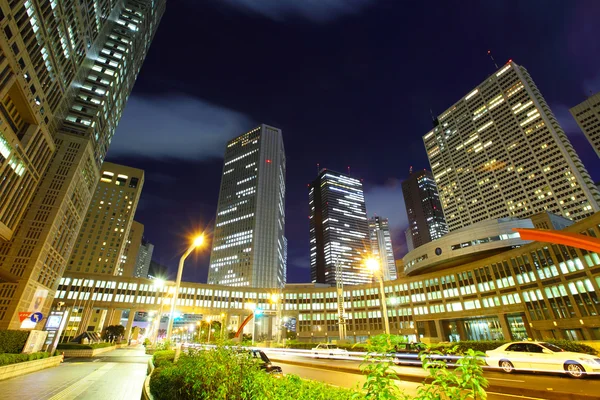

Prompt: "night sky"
[106,0,600,284]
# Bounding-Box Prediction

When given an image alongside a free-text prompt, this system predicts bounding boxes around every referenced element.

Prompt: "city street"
[0,346,149,400]
[265,351,600,400]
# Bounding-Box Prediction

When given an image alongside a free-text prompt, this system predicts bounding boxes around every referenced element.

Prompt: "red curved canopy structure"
[234,313,254,338]
[513,228,600,253]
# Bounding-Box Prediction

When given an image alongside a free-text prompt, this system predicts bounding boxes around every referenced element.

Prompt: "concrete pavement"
[0,346,149,400]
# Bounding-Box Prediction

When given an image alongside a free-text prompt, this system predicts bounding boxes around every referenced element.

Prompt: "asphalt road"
[0,346,149,400]
[264,350,600,400]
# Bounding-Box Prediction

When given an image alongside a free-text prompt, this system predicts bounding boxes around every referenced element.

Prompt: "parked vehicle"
[311,344,349,357]
[486,341,600,378]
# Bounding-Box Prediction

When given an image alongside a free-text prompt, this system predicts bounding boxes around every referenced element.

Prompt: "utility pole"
[336,257,347,341]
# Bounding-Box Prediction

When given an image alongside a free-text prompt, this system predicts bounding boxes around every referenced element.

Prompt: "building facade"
[402,169,448,251]
[309,169,371,285]
[368,216,397,281]
[0,0,164,329]
[121,220,144,277]
[424,61,600,232]
[570,92,600,158]
[208,125,286,288]
[134,238,153,278]
[66,163,144,276]
[54,211,600,343]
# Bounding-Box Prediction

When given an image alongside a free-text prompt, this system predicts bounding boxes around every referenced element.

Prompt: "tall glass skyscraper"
[424,61,600,232]
[309,169,371,285]
[570,92,600,159]
[402,169,448,251]
[0,0,164,329]
[208,125,286,288]
[368,216,397,281]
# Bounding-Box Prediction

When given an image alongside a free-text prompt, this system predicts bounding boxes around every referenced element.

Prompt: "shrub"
[153,350,176,368]
[543,339,598,355]
[150,346,359,400]
[143,338,152,347]
[357,334,406,400]
[56,342,114,350]
[0,330,30,354]
[0,352,49,367]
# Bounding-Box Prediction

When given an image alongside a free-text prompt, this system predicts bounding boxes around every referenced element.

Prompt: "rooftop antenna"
[487,50,498,69]
[347,165,351,175]
[317,163,320,174]
[409,165,413,175]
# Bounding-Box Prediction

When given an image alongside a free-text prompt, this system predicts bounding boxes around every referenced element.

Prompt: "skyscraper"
[121,221,144,277]
[368,216,397,281]
[424,61,600,232]
[570,91,600,158]
[402,169,448,250]
[134,239,153,278]
[309,169,371,285]
[0,0,164,329]
[67,163,144,276]
[208,125,286,288]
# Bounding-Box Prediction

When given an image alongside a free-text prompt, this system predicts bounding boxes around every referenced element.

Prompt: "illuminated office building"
[0,0,164,329]
[55,211,600,343]
[121,221,144,277]
[67,163,144,276]
[309,169,371,285]
[134,239,153,278]
[208,125,286,288]
[570,91,600,158]
[424,61,600,232]
[368,216,397,281]
[402,169,448,251]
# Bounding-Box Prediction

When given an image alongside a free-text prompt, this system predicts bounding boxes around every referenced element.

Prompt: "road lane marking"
[487,377,526,382]
[47,363,116,400]
[486,392,548,400]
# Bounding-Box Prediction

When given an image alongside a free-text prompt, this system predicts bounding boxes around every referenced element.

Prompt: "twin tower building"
[207,125,396,289]
[209,60,600,290]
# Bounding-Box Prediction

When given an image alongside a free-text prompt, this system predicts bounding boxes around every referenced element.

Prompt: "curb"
[141,358,155,400]
[270,357,600,400]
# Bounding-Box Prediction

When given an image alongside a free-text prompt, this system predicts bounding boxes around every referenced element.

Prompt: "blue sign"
[30,312,43,323]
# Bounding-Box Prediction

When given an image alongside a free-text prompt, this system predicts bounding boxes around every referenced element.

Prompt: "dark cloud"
[204,0,377,22]
[108,93,252,159]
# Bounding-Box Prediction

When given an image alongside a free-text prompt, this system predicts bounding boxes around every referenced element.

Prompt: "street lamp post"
[166,235,204,341]
[366,258,390,336]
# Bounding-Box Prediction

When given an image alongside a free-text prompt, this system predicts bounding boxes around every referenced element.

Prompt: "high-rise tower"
[208,125,286,288]
[66,162,144,276]
[368,216,397,281]
[424,61,600,232]
[309,169,371,285]
[0,0,164,329]
[402,169,448,250]
[570,92,600,158]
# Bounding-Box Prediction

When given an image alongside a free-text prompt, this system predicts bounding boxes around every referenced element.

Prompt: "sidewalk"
[0,345,150,400]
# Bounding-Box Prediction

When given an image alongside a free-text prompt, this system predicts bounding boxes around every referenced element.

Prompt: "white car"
[311,344,349,357]
[486,341,600,378]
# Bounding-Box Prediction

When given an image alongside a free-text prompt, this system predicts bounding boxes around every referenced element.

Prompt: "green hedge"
[428,340,598,356]
[0,330,29,354]
[56,342,114,350]
[153,350,176,368]
[0,352,50,367]
[150,347,358,400]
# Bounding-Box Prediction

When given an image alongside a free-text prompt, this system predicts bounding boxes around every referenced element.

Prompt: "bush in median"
[152,350,176,368]
[0,352,50,367]
[0,330,30,354]
[150,346,359,400]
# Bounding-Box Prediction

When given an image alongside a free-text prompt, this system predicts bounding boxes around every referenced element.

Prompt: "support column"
[434,320,446,342]
[498,314,512,341]
[110,309,123,326]
[125,309,137,342]
[77,306,94,336]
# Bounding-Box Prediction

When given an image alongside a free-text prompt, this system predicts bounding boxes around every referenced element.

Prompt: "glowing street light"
[166,234,205,341]
[366,257,390,336]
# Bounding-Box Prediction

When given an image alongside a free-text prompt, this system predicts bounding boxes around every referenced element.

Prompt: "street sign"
[30,312,43,323]
[19,312,32,322]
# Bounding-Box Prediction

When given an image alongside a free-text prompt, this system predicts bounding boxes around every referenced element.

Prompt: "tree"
[103,325,125,342]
